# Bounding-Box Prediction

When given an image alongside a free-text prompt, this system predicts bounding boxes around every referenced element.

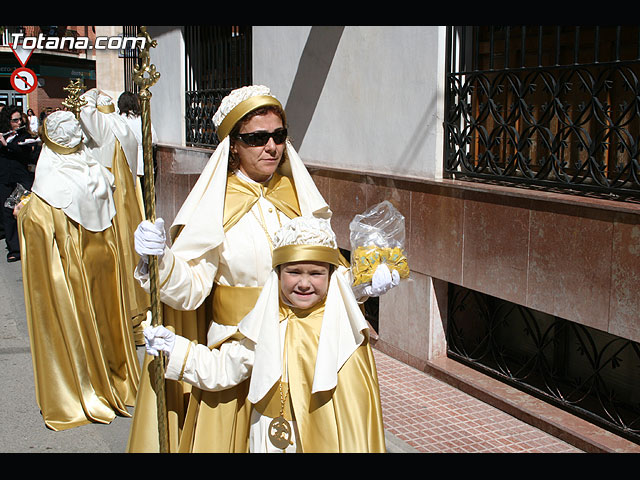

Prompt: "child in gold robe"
[144,216,386,452]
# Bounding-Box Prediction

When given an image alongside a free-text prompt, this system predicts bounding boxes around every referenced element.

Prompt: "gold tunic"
[18,194,140,431]
[257,303,386,452]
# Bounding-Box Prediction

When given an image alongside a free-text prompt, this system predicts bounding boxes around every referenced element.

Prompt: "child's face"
[279,261,331,309]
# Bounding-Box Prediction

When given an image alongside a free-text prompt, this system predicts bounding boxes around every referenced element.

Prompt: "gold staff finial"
[132,26,168,454]
[61,78,87,118]
[133,26,161,97]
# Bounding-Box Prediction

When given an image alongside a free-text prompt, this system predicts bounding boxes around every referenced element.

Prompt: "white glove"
[134,218,166,263]
[362,263,401,297]
[143,325,176,357]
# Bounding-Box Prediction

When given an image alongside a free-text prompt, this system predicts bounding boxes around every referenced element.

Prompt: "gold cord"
[250,197,282,251]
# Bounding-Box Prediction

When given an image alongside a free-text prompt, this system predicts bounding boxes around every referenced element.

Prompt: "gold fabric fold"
[127,173,301,453]
[18,194,140,431]
[223,172,301,231]
[109,140,150,345]
[282,303,386,452]
[97,104,116,114]
[126,286,257,452]
[253,381,292,421]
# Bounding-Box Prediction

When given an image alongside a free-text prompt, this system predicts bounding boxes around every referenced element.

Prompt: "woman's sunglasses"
[234,128,288,147]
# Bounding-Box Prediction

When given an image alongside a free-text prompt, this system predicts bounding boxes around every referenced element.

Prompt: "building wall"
[94,25,124,102]
[253,26,446,179]
[142,26,640,372]
[146,26,185,147]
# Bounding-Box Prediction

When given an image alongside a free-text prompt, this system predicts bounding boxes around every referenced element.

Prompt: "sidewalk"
[374,347,640,453]
[375,349,582,453]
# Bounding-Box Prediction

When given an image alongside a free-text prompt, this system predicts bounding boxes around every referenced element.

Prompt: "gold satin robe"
[18,193,140,431]
[127,172,301,453]
[254,303,386,453]
[109,140,150,345]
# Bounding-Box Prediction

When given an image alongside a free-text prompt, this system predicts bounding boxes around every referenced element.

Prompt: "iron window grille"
[184,25,252,149]
[122,25,140,94]
[447,283,640,445]
[444,26,640,201]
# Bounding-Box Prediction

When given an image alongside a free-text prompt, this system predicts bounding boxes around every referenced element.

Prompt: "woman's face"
[231,110,285,183]
[10,111,23,131]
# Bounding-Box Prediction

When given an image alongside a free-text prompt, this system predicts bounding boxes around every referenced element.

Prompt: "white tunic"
[136,170,288,311]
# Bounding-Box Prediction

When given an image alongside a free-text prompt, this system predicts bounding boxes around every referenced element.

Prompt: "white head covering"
[239,216,369,403]
[169,85,331,261]
[31,111,117,232]
[273,216,338,249]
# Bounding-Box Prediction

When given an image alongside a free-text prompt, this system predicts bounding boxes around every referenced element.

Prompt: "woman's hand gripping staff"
[135,218,176,355]
[134,218,166,265]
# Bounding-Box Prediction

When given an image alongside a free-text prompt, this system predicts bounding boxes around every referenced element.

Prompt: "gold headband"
[97,104,115,114]
[217,95,285,141]
[272,244,340,269]
[42,119,82,155]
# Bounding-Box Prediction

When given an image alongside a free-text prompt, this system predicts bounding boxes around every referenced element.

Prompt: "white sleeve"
[134,246,219,311]
[78,89,111,146]
[165,335,255,391]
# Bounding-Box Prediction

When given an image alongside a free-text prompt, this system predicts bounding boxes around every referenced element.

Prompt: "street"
[0,255,142,453]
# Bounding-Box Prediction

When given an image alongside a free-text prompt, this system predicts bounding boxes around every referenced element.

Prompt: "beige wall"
[94,26,125,102]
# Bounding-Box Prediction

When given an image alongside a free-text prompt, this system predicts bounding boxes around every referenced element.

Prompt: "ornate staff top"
[133,26,161,96]
[61,78,87,118]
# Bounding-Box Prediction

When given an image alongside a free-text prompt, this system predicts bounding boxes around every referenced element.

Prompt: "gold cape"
[127,172,301,453]
[18,193,140,431]
[275,303,385,452]
[109,140,150,345]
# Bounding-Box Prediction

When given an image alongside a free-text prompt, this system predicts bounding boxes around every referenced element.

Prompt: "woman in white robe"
[127,85,331,452]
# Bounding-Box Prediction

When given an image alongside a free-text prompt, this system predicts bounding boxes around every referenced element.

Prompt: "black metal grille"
[447,283,640,444]
[184,25,252,148]
[122,25,140,94]
[445,26,640,201]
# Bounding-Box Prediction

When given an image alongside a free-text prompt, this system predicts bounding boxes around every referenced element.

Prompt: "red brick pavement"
[374,349,583,453]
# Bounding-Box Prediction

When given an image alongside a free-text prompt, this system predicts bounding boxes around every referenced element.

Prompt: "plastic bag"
[349,200,410,297]
[4,183,30,209]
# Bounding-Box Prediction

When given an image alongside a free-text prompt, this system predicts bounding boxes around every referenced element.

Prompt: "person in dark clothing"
[0,105,39,262]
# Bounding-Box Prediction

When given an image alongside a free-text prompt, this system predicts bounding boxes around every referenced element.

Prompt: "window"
[444,26,640,200]
[184,25,252,148]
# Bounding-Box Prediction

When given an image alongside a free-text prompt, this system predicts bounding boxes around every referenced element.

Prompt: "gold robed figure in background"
[18,111,140,430]
[78,86,150,348]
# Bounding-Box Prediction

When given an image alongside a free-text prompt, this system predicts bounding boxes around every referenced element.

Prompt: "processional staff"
[61,78,87,119]
[132,26,168,453]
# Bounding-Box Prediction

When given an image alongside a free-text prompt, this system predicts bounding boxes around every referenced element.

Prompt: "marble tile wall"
[154,145,640,365]
[307,167,640,350]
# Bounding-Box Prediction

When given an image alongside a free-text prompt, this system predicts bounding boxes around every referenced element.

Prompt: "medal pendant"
[268,415,293,450]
